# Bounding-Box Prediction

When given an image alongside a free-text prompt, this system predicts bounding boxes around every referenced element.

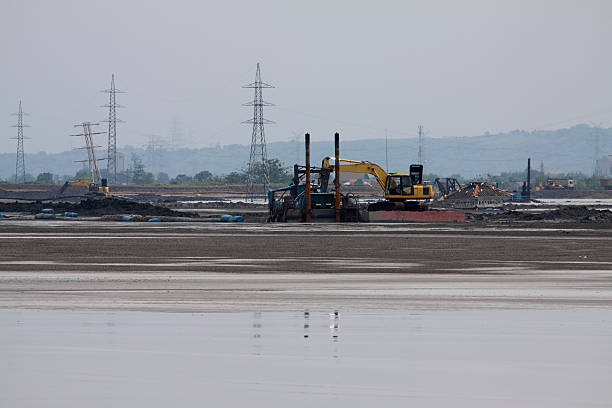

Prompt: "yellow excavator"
[321,158,433,210]
[55,178,109,199]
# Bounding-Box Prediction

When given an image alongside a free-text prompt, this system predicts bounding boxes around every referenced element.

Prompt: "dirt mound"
[0,198,198,217]
[469,206,612,223]
[171,201,264,209]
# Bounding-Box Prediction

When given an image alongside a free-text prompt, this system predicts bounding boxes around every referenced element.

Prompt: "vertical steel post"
[305,133,311,222]
[334,132,341,222]
[527,157,531,198]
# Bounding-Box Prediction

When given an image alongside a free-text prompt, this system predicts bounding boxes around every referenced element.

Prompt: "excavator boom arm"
[333,160,389,191]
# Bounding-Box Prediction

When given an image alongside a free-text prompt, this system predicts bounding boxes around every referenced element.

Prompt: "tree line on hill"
[0,157,293,186]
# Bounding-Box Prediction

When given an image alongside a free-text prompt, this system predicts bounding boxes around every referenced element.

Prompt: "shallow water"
[1,308,611,407]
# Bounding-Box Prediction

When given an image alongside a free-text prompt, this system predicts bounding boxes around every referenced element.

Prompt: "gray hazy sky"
[2,0,611,153]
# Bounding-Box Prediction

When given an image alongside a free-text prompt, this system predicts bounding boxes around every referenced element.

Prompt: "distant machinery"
[243,63,274,201]
[433,178,462,199]
[10,101,30,182]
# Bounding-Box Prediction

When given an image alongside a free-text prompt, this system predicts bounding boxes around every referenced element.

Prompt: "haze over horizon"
[2,0,612,154]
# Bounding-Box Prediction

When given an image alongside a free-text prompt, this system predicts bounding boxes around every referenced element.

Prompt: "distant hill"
[1,124,610,180]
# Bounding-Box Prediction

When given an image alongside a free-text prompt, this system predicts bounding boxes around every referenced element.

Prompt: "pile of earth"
[170,201,264,209]
[0,198,198,217]
[469,205,612,223]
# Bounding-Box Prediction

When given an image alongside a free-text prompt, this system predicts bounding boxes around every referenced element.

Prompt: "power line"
[10,100,30,182]
[243,63,274,201]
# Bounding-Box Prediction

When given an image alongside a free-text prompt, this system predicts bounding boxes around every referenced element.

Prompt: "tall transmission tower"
[10,101,30,182]
[101,74,125,185]
[144,134,166,174]
[170,118,183,151]
[592,123,601,176]
[243,63,274,201]
[417,125,424,165]
[71,122,105,184]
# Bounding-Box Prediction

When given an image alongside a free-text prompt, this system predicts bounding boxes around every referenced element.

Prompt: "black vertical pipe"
[305,133,311,223]
[527,157,531,199]
[334,132,341,222]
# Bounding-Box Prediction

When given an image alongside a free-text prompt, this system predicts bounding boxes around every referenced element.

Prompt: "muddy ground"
[2,196,612,227]
[0,222,610,312]
[0,197,199,217]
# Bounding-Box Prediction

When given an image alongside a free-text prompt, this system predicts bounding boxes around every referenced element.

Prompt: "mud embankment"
[0,198,198,217]
[468,205,612,223]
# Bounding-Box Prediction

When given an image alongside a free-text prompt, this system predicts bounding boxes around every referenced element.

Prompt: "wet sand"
[0,221,610,312]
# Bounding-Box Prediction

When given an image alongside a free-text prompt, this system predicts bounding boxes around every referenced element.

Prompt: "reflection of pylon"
[71,122,105,183]
[101,74,125,184]
[243,63,274,201]
[10,101,30,182]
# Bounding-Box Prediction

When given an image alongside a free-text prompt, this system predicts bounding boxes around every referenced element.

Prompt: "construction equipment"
[268,132,360,222]
[267,164,359,222]
[63,122,109,199]
[55,178,108,199]
[433,178,462,200]
[320,158,433,211]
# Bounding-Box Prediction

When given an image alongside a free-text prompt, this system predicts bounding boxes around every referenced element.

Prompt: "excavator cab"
[385,164,431,201]
[386,175,414,196]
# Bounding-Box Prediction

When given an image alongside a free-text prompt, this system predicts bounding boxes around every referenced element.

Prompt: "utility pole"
[71,122,105,184]
[10,101,29,183]
[101,74,124,185]
[418,125,424,165]
[243,63,274,201]
[592,123,601,176]
[385,128,389,172]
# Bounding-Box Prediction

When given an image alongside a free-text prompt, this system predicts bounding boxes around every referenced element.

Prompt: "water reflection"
[251,311,262,355]
[303,310,309,338]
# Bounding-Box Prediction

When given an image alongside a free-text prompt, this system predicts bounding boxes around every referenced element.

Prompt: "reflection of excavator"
[321,158,433,210]
[55,178,109,199]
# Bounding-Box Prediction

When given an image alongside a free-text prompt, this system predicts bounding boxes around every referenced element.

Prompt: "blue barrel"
[220,214,232,222]
[121,215,133,221]
[0,213,3,219]
[64,212,78,218]
[147,217,160,222]
[232,215,244,222]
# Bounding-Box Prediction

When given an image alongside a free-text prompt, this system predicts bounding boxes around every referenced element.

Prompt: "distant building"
[595,155,612,177]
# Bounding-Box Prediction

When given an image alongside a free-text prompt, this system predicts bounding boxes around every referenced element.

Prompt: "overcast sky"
[2,0,611,153]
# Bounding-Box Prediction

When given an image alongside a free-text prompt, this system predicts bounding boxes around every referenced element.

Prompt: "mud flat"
[1,222,611,407]
[0,222,610,312]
